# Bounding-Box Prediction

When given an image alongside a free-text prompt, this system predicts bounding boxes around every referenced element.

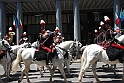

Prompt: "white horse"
[0,39,12,83]
[31,40,82,76]
[12,40,81,83]
[78,41,124,83]
[56,40,82,75]
[0,42,31,79]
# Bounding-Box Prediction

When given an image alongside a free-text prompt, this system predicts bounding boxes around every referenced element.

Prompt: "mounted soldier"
[103,16,115,48]
[8,27,15,45]
[19,32,29,45]
[94,29,98,44]
[37,20,55,65]
[54,26,63,45]
[97,27,106,45]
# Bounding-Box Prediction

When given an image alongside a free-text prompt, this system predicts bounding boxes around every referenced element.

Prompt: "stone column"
[56,0,62,33]
[0,1,6,39]
[16,1,23,44]
[73,0,80,41]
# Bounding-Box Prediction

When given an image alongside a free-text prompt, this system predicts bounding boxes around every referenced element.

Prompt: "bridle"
[56,41,82,55]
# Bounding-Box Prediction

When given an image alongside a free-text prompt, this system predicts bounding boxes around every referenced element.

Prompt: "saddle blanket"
[34,49,47,61]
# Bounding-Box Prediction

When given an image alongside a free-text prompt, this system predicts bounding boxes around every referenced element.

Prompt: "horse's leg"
[78,62,90,83]
[47,66,57,82]
[19,62,31,83]
[24,62,31,83]
[7,63,11,80]
[57,64,68,83]
[42,66,46,73]
[92,62,101,83]
[18,66,25,83]
[19,62,22,68]
[0,75,3,83]
[122,62,124,82]
[2,62,7,77]
[65,59,71,75]
[38,66,44,77]
[111,64,118,77]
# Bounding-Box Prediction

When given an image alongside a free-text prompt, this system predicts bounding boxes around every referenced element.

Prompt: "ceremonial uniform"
[97,27,106,45]
[38,20,55,65]
[8,27,15,45]
[19,32,29,45]
[54,27,63,44]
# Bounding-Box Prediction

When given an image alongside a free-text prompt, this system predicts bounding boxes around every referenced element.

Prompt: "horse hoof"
[18,80,21,83]
[9,77,12,80]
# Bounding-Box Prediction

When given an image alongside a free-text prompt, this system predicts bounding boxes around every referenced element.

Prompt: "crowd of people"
[94,16,122,49]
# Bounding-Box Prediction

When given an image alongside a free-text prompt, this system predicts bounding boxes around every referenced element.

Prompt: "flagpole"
[16,27,19,45]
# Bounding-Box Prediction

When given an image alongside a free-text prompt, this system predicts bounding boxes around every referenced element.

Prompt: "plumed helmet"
[55,27,59,30]
[100,21,104,27]
[94,29,98,34]
[55,26,59,33]
[23,32,26,36]
[9,27,12,32]
[40,20,45,26]
[8,27,15,35]
[104,16,110,23]
[116,27,120,33]
[99,27,101,30]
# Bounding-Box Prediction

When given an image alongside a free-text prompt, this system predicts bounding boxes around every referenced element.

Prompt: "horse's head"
[31,41,40,48]
[69,40,82,60]
[0,39,12,51]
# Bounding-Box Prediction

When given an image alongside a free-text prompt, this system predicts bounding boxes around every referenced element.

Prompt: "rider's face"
[40,29,46,34]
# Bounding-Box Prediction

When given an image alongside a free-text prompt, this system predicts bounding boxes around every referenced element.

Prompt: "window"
[28,16,31,24]
[48,15,52,24]
[62,14,67,23]
[80,13,87,22]
[24,16,27,25]
[31,16,35,24]
[51,15,55,23]
[43,15,47,24]
[9,17,12,25]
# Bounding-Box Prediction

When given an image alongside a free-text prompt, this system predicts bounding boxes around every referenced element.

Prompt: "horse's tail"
[12,48,24,73]
[81,47,87,68]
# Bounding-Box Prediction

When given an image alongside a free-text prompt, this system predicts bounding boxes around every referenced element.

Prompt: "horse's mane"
[57,41,74,48]
[19,42,29,48]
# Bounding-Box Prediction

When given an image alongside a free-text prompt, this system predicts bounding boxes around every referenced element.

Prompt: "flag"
[13,14,18,28]
[122,10,124,23]
[115,10,120,25]
[19,15,23,28]
[13,15,16,28]
[120,8,123,22]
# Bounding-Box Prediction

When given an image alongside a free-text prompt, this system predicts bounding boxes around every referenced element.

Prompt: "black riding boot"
[46,52,51,65]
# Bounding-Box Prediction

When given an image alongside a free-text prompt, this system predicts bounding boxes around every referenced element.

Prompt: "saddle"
[34,49,47,61]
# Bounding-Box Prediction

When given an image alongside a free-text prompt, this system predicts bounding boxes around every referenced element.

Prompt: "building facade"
[0,0,124,45]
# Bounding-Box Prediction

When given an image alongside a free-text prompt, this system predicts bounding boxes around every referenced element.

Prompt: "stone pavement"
[0,59,124,83]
